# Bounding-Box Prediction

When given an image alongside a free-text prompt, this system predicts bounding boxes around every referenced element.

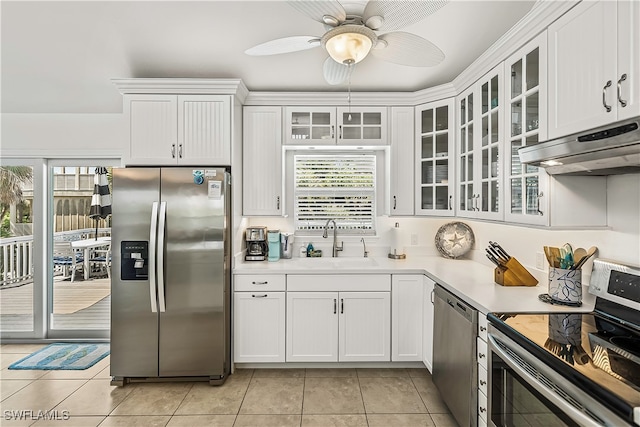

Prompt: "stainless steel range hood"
[518,117,640,175]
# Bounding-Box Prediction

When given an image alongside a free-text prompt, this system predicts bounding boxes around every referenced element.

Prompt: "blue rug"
[8,343,110,370]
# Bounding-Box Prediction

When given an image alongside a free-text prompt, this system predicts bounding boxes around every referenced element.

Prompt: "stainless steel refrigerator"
[110,167,230,386]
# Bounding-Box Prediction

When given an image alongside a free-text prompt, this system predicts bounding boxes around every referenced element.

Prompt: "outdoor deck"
[0,275,110,332]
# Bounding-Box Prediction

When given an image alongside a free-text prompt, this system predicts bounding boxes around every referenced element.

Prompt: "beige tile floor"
[0,344,458,427]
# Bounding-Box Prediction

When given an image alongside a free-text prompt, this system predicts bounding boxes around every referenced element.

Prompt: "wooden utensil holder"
[494,257,538,287]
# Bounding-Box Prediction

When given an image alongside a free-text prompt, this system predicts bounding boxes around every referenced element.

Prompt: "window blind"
[294,154,376,233]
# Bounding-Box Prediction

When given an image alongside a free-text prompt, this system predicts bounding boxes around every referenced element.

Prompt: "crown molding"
[244,82,457,106]
[451,0,579,93]
[111,78,249,103]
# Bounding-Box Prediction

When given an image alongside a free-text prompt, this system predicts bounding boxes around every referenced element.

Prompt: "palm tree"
[0,166,33,221]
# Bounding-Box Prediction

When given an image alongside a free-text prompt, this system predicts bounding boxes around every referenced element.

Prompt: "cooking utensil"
[572,247,587,269]
[487,246,508,264]
[486,253,506,270]
[549,246,561,268]
[560,243,574,269]
[543,246,554,266]
[489,241,511,261]
[574,246,598,270]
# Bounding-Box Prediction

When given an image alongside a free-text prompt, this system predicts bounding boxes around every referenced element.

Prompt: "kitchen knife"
[487,245,509,263]
[489,241,511,261]
[486,253,506,270]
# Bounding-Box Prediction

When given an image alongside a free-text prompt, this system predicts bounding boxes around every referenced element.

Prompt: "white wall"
[247,173,640,281]
[1,113,125,159]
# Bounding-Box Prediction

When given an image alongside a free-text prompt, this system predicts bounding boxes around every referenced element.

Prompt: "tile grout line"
[232,368,254,426]
[355,369,371,427]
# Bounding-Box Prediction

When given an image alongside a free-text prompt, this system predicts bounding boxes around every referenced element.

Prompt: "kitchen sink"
[292,257,378,268]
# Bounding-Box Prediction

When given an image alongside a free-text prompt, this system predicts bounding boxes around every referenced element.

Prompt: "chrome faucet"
[322,219,343,257]
[361,238,369,258]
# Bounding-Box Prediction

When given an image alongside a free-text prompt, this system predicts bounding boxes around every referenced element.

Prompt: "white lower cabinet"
[392,275,424,362]
[233,292,285,363]
[422,276,435,371]
[286,291,390,362]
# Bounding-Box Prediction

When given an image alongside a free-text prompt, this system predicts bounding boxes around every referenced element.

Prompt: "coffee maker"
[245,227,268,261]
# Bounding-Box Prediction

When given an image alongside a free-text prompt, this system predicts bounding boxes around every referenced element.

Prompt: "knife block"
[494,257,538,287]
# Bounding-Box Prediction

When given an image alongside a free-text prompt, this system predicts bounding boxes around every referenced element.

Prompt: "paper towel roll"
[389,223,406,258]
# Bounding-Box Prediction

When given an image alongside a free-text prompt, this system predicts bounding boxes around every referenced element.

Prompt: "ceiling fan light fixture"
[321,25,377,65]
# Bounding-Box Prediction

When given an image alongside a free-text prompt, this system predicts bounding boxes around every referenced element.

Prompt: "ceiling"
[1,1,535,114]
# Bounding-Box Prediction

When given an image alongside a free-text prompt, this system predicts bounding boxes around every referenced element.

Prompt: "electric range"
[488,258,640,426]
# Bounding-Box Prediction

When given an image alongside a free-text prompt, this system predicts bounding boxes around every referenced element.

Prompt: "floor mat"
[8,342,110,370]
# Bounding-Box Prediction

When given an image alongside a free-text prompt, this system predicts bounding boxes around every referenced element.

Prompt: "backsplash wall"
[245,174,639,279]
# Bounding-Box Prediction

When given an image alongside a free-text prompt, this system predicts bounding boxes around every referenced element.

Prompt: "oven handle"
[488,333,603,427]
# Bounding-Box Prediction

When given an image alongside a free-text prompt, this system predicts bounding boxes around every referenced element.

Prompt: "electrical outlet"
[411,234,418,245]
[536,252,545,270]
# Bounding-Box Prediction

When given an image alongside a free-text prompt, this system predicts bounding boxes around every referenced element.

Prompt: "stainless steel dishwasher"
[432,284,478,427]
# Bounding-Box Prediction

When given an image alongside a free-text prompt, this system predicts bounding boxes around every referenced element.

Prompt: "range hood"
[518,117,640,175]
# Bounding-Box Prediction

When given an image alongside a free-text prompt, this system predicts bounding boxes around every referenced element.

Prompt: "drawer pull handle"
[478,353,486,359]
[479,326,487,332]
[479,407,486,413]
[252,281,268,285]
[252,294,268,298]
[334,299,337,314]
[480,380,487,386]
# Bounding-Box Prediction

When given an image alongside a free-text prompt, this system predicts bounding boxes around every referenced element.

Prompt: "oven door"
[488,326,626,427]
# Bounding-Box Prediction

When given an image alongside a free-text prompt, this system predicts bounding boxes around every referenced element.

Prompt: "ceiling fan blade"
[245,36,320,56]
[323,57,354,85]
[372,32,445,66]
[363,0,448,31]
[287,0,346,26]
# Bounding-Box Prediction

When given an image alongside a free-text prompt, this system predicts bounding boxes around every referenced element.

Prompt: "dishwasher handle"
[435,285,476,323]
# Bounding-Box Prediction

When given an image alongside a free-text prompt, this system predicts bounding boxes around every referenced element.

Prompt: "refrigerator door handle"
[157,201,167,312]
[149,202,159,313]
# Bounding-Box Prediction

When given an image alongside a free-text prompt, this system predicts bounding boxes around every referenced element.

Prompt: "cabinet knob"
[602,80,613,112]
[617,74,628,107]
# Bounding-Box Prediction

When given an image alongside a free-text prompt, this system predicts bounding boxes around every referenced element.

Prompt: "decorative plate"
[434,222,475,259]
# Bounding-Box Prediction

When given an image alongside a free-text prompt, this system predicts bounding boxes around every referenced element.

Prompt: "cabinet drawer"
[477,337,488,369]
[478,389,488,422]
[287,274,391,292]
[478,364,488,396]
[478,313,488,340]
[234,274,286,291]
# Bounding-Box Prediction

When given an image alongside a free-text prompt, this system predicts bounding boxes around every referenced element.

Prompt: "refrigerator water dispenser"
[121,241,148,280]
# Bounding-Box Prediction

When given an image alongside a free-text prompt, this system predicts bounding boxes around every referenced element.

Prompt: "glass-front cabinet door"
[284,107,336,145]
[337,107,387,145]
[458,87,475,215]
[457,64,504,221]
[415,99,455,216]
[504,33,548,225]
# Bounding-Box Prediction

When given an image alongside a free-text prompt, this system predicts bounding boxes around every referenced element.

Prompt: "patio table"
[71,237,111,280]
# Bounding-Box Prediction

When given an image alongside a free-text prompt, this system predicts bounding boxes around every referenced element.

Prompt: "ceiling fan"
[245,0,449,85]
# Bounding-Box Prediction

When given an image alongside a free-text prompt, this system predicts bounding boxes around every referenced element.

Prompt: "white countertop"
[233,255,596,315]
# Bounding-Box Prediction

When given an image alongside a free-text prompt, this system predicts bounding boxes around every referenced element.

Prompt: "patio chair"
[53,241,84,282]
[90,243,111,278]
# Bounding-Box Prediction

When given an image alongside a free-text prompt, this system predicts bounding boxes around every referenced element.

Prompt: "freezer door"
[158,168,230,377]
[111,168,160,378]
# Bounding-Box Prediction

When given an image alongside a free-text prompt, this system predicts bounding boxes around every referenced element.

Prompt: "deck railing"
[0,228,111,287]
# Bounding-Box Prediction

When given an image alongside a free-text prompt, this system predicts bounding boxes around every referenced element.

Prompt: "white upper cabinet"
[415,99,455,216]
[124,94,231,166]
[504,33,549,226]
[390,107,415,216]
[242,106,283,216]
[284,106,387,145]
[548,0,640,138]
[457,64,504,221]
